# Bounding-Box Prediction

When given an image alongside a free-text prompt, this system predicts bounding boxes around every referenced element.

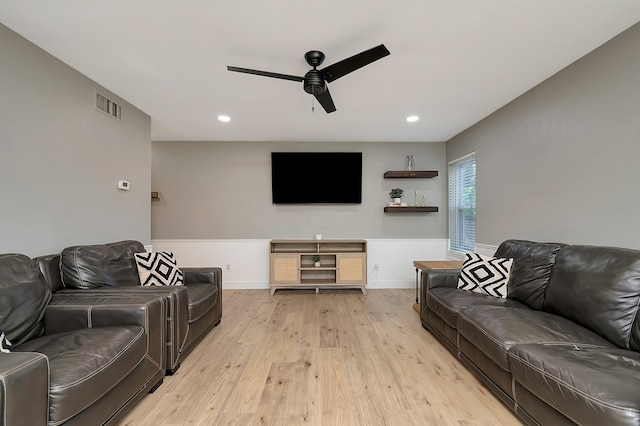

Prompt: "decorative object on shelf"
[421,195,426,206]
[315,234,323,241]
[407,155,415,170]
[312,255,321,267]
[389,188,403,203]
[414,191,419,206]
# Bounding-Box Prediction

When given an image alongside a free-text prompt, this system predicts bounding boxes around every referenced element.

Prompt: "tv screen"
[271,152,362,204]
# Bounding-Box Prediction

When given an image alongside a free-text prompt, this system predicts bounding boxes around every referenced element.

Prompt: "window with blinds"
[448,153,476,255]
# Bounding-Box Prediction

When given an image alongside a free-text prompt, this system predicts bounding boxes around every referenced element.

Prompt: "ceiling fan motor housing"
[303,70,327,94]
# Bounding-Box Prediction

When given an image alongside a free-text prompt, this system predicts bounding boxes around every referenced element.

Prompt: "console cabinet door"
[271,254,300,284]
[336,254,366,283]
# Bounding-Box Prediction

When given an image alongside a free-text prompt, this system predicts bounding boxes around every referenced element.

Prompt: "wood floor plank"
[119,289,522,425]
[317,347,357,425]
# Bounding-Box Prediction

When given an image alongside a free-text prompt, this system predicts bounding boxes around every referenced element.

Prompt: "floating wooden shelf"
[384,206,439,213]
[383,170,438,179]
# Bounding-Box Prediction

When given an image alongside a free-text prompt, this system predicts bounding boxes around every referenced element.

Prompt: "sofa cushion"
[544,245,640,350]
[16,325,146,425]
[0,254,51,345]
[61,240,145,289]
[457,305,614,371]
[457,253,512,298]
[509,343,640,425]
[134,252,184,286]
[427,286,525,328]
[37,254,65,293]
[494,239,563,310]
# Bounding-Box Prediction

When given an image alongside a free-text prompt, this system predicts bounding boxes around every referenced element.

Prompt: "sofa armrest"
[420,270,461,315]
[422,269,461,290]
[44,296,166,370]
[0,352,49,426]
[182,267,222,286]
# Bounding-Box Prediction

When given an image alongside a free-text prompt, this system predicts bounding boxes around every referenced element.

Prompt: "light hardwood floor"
[119,289,521,425]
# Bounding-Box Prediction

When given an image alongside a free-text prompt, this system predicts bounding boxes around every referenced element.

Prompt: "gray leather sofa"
[37,240,222,374]
[421,239,640,425]
[0,253,166,426]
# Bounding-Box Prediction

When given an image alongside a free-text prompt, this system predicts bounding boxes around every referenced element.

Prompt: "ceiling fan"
[227,44,390,113]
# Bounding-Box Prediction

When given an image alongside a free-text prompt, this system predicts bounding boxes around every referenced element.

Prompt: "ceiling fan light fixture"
[218,115,231,122]
[406,115,419,123]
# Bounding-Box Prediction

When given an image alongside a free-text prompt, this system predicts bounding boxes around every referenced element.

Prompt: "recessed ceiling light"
[406,115,419,123]
[218,115,231,122]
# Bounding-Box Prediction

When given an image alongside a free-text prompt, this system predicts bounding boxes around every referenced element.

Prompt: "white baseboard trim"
[365,280,414,289]
[212,281,414,290]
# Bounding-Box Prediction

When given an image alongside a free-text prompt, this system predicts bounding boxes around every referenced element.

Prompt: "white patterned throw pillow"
[134,252,184,286]
[457,253,513,298]
[0,330,13,353]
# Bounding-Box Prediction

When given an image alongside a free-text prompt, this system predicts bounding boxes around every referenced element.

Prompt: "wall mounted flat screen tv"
[271,152,362,204]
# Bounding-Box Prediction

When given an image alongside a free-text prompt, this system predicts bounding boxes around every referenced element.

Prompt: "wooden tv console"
[269,239,367,295]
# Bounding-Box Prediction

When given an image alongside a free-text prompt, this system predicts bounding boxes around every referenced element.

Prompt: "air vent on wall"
[95,91,122,121]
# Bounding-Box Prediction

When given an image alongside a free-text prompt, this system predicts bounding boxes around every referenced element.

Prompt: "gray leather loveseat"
[421,239,640,425]
[0,253,166,425]
[37,240,222,374]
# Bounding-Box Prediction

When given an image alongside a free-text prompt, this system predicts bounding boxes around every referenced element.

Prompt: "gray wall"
[151,141,446,239]
[0,24,152,256]
[447,23,640,249]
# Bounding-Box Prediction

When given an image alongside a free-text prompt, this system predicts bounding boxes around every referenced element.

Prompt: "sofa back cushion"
[0,254,51,345]
[494,239,564,310]
[60,240,145,289]
[544,245,640,350]
[36,254,65,293]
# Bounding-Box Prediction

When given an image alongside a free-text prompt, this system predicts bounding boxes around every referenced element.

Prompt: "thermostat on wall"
[117,180,131,191]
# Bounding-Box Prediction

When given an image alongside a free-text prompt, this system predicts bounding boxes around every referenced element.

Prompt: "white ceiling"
[2,1,640,142]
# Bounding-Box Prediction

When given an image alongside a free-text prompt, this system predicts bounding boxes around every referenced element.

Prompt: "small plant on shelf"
[389,188,403,202]
[312,255,321,267]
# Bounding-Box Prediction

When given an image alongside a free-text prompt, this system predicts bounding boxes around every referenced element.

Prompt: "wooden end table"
[412,260,464,313]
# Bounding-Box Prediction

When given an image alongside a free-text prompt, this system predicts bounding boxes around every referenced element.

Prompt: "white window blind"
[448,153,476,254]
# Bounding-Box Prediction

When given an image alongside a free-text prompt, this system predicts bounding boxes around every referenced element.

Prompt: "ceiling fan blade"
[227,66,304,82]
[319,44,390,83]
[314,87,336,113]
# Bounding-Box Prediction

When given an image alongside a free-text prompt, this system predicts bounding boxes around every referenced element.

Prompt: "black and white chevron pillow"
[134,252,184,286]
[457,253,512,298]
[1,330,13,353]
